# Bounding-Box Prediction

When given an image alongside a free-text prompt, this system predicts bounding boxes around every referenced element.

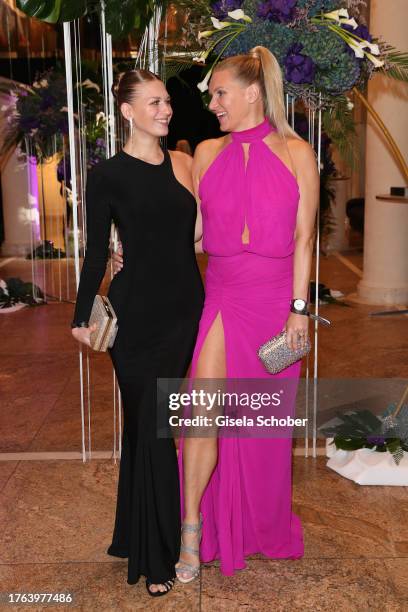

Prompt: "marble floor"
[0,246,407,610]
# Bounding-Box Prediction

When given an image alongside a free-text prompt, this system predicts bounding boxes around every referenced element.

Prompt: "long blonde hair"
[213,46,300,140]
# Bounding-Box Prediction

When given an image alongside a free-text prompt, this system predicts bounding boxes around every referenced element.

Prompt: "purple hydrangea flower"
[257,0,297,23]
[366,435,385,446]
[96,138,105,147]
[341,23,373,59]
[20,116,40,131]
[39,94,56,111]
[284,43,316,84]
[211,0,244,19]
[341,23,372,42]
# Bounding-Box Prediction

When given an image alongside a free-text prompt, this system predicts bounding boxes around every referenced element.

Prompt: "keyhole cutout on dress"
[241,143,250,245]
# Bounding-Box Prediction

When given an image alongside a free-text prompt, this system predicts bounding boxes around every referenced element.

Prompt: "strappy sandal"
[145,577,175,597]
[175,513,203,584]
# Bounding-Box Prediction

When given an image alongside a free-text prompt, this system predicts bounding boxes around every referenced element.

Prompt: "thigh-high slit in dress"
[178,118,304,576]
[72,149,204,584]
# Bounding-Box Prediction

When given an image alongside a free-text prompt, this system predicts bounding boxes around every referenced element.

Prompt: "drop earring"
[129,117,133,140]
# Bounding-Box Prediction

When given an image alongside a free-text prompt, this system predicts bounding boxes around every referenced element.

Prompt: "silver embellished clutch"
[89,295,118,352]
[258,330,311,374]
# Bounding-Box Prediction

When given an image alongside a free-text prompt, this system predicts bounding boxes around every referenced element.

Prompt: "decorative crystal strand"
[62,137,71,302]
[106,33,116,157]
[135,29,148,70]
[54,134,62,302]
[101,2,121,461]
[304,346,310,457]
[148,4,163,75]
[100,3,111,158]
[106,32,121,460]
[39,162,47,301]
[74,18,92,461]
[64,21,87,463]
[49,137,57,301]
[312,96,323,458]
[25,138,37,302]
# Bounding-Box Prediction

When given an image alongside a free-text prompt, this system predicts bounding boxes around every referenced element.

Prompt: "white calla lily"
[366,53,384,68]
[198,30,215,40]
[227,9,252,22]
[211,17,230,29]
[366,42,380,55]
[348,39,365,58]
[324,8,350,21]
[197,69,213,93]
[343,17,358,29]
[96,112,106,124]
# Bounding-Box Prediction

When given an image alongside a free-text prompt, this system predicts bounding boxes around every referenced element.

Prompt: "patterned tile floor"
[1,247,407,610]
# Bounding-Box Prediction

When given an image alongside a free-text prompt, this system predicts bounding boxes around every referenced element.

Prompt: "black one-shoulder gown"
[72,149,204,584]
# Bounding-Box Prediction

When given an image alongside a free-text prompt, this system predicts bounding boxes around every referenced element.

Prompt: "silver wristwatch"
[290,298,331,326]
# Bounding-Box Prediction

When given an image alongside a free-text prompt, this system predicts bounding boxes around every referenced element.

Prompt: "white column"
[1,147,40,256]
[326,176,351,252]
[357,0,408,305]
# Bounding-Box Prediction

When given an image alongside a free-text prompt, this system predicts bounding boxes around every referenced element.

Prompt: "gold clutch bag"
[258,330,311,374]
[88,295,118,352]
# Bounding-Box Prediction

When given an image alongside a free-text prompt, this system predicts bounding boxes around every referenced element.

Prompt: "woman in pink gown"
[176,46,319,579]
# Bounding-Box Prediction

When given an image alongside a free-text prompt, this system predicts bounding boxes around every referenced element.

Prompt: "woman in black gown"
[71,70,204,596]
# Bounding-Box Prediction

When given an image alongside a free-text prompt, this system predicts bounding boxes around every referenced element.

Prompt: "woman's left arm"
[285,139,320,350]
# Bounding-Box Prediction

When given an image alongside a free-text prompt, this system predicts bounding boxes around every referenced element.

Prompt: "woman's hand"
[112,242,123,275]
[284,312,309,351]
[71,323,97,347]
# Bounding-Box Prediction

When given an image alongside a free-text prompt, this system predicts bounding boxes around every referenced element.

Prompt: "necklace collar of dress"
[231,118,276,143]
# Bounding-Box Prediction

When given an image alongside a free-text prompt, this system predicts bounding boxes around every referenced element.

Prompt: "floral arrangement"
[321,401,408,466]
[0,278,45,309]
[57,111,107,195]
[190,0,407,106]
[1,67,104,164]
[1,70,70,162]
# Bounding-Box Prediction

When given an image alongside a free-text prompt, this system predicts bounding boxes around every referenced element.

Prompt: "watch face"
[294,299,306,310]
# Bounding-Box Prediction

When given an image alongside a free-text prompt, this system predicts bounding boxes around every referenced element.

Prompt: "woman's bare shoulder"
[193,136,228,172]
[195,136,228,157]
[169,149,193,169]
[287,136,317,164]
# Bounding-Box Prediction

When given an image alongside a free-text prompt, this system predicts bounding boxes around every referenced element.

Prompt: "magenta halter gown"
[178,117,304,575]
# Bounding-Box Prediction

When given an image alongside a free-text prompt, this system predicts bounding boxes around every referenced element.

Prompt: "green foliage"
[59,0,88,22]
[321,408,408,464]
[164,57,200,81]
[381,48,408,83]
[16,0,62,23]
[0,277,45,308]
[322,95,358,171]
[16,0,158,39]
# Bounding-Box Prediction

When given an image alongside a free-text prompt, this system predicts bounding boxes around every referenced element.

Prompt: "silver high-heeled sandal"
[175,513,203,584]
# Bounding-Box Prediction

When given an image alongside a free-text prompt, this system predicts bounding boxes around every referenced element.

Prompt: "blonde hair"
[213,46,300,140]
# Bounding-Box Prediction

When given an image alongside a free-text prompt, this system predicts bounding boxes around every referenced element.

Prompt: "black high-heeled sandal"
[145,577,175,597]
